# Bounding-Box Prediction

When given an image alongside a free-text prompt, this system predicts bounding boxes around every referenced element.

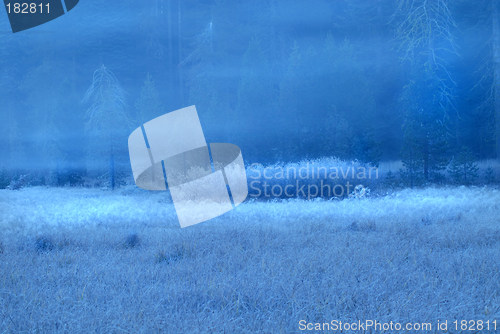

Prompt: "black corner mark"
[4,0,79,33]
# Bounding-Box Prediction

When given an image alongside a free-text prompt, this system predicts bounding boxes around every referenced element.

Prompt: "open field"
[1,186,500,333]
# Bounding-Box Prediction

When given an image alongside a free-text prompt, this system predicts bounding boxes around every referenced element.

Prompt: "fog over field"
[1,0,500,332]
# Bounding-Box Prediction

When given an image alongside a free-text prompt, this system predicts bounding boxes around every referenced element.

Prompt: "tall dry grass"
[0,186,499,332]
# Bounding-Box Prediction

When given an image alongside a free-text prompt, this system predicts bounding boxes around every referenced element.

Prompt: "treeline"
[246,154,498,201]
[0,0,499,189]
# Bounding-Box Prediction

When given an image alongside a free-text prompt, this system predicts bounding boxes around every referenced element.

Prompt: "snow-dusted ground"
[1,185,499,333]
[1,185,499,232]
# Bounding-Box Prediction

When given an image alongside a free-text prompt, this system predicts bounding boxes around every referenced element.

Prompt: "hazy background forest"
[0,0,499,189]
[3,2,500,332]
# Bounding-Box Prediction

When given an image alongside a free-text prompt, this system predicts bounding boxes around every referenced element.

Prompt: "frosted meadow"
[1,183,499,333]
[2,0,500,332]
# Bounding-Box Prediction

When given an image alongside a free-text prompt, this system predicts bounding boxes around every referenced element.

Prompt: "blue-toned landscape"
[1,0,500,333]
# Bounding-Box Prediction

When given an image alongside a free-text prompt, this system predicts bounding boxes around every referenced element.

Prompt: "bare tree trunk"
[167,0,174,109]
[209,21,213,53]
[409,148,414,189]
[109,147,115,190]
[269,0,277,61]
[493,0,500,159]
[423,138,429,181]
[427,2,435,71]
[375,0,383,73]
[177,0,184,107]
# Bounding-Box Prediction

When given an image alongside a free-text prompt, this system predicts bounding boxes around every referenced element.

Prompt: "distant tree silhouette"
[82,65,131,190]
[448,146,479,185]
[135,73,164,124]
[400,66,450,185]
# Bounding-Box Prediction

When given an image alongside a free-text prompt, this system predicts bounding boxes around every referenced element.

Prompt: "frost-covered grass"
[1,186,500,333]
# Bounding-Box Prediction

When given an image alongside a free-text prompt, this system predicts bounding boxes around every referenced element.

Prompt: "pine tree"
[22,60,71,185]
[460,0,500,159]
[484,166,496,184]
[400,65,450,185]
[324,37,379,165]
[42,122,65,186]
[384,170,397,189]
[0,166,9,189]
[395,0,458,183]
[7,119,26,177]
[327,107,353,160]
[135,73,164,124]
[236,37,273,162]
[448,146,479,185]
[82,65,131,190]
[277,35,380,164]
[400,120,424,188]
[277,41,302,162]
